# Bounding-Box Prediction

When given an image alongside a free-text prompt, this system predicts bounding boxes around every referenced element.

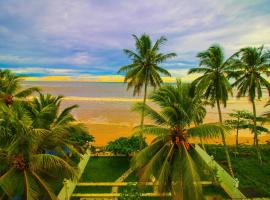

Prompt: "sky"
[0,0,269,82]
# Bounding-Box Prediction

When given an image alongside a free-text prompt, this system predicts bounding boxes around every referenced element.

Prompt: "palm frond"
[188,123,229,139]
[30,154,78,180]
[133,125,169,137]
[15,87,41,98]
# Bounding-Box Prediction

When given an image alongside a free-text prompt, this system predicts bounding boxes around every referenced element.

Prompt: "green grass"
[74,186,112,193]
[74,156,131,194]
[206,144,270,198]
[72,155,229,199]
[124,170,138,182]
[79,156,131,182]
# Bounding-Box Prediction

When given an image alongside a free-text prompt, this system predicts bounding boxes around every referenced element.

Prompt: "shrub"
[105,136,147,156]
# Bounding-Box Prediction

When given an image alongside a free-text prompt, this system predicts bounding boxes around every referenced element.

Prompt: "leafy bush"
[68,131,94,146]
[119,184,144,200]
[105,136,147,155]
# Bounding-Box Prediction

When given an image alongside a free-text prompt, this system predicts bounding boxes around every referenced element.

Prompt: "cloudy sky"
[0,0,269,81]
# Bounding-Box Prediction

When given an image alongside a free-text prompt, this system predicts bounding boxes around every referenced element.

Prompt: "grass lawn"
[206,144,270,198]
[79,156,131,182]
[74,156,131,194]
[73,155,229,199]
[64,146,270,199]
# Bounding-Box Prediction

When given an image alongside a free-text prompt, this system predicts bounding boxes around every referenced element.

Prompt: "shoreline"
[57,97,270,146]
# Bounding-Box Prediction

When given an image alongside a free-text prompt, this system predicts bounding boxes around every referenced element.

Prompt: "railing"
[73,193,171,198]
[76,181,213,186]
[194,144,246,199]
[59,146,248,199]
[57,149,91,200]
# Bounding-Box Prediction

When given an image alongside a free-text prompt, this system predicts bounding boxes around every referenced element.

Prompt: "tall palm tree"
[0,69,40,105]
[132,80,227,200]
[0,102,78,199]
[231,46,270,164]
[188,44,235,176]
[118,34,176,127]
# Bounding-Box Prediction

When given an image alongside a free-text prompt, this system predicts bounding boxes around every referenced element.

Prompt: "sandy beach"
[60,97,270,146]
[23,81,270,146]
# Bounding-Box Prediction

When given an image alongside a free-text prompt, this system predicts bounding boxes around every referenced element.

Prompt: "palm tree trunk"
[217,99,234,177]
[236,128,239,151]
[139,82,148,149]
[236,117,239,151]
[140,83,148,126]
[251,99,262,165]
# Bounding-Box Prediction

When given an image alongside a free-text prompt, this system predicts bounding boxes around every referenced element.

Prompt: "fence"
[194,144,246,199]
[57,149,91,200]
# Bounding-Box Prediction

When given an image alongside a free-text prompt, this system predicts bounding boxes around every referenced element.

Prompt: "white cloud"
[0,0,269,75]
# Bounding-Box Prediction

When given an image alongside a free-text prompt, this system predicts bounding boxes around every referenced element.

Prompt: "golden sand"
[58,97,270,146]
[64,96,143,102]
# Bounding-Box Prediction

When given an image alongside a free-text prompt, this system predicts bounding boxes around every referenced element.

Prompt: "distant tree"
[188,44,236,176]
[118,34,176,148]
[230,46,270,164]
[68,131,94,146]
[225,110,250,151]
[105,136,147,156]
[237,111,269,146]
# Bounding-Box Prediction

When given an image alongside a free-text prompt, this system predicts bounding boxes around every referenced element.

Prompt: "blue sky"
[0,0,269,81]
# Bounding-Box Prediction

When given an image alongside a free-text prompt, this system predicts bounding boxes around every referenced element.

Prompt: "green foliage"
[206,145,270,197]
[262,100,270,120]
[225,110,250,129]
[105,136,147,155]
[118,34,176,96]
[229,46,270,164]
[230,46,270,100]
[68,131,94,146]
[131,80,227,200]
[0,102,78,199]
[25,93,94,153]
[188,44,235,106]
[0,69,92,199]
[189,44,239,176]
[119,184,144,200]
[0,69,40,105]
[226,110,269,135]
[75,157,131,194]
[118,34,177,127]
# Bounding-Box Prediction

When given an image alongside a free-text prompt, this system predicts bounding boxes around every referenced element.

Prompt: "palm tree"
[188,44,235,176]
[131,80,227,200]
[0,69,40,105]
[230,46,270,164]
[118,34,176,127]
[25,93,90,154]
[0,101,78,199]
